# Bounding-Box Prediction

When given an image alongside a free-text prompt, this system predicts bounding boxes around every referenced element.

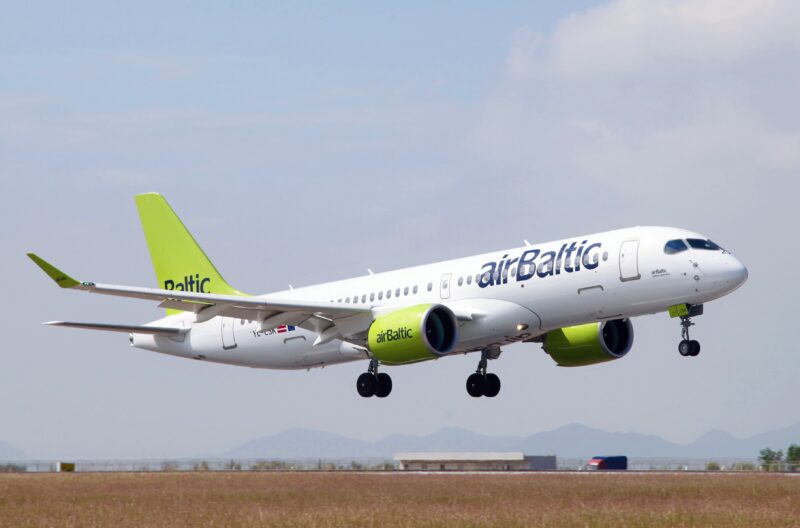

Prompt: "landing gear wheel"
[357,373,376,397]
[483,373,501,398]
[467,347,503,398]
[375,373,393,398]
[466,373,484,397]
[676,305,704,358]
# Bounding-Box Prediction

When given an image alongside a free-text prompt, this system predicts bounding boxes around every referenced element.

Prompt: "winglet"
[27,253,80,288]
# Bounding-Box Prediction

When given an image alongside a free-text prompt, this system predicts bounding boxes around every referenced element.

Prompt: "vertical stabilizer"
[134,193,246,314]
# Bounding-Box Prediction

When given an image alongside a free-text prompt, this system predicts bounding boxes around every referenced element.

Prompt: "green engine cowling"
[367,304,458,365]
[544,319,633,367]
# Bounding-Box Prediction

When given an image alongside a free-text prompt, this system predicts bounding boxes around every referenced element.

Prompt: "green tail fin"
[135,193,247,314]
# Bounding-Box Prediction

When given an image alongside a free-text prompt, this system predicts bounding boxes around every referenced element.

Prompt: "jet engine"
[544,319,633,367]
[367,304,458,365]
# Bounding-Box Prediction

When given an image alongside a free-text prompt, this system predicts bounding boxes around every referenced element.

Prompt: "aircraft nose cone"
[721,255,748,290]
[732,258,748,287]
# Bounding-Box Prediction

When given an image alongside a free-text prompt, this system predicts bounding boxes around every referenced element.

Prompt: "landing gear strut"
[677,305,703,357]
[357,359,392,398]
[466,347,501,398]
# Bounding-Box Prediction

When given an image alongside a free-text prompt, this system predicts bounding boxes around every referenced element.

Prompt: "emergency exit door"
[440,273,452,299]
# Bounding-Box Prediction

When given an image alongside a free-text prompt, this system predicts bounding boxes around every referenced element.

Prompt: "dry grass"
[1,472,798,527]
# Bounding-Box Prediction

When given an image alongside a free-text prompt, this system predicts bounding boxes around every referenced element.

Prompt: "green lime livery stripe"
[27,253,80,288]
[134,193,247,314]
[668,304,690,318]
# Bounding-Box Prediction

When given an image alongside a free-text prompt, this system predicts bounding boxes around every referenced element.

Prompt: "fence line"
[5,457,798,473]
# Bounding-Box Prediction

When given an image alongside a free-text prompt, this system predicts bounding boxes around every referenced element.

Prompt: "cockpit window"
[664,239,688,254]
[687,238,721,251]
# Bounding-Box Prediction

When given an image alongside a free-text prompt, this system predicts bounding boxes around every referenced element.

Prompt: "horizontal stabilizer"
[44,321,188,335]
[29,251,371,338]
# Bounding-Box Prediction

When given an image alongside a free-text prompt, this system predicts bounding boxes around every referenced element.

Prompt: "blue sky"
[3,2,597,111]
[1,0,798,459]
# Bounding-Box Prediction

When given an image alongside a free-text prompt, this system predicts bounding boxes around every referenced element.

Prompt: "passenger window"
[403,286,409,296]
[361,294,367,303]
[687,238,722,251]
[664,239,688,254]
[378,291,383,300]
[346,297,351,303]
[466,275,472,285]
[395,288,401,297]
[413,285,418,294]
[370,293,375,302]
[387,290,392,299]
[457,277,463,286]
[427,282,433,291]
[337,298,342,303]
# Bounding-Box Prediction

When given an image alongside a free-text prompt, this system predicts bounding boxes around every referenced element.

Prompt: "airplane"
[28,193,748,398]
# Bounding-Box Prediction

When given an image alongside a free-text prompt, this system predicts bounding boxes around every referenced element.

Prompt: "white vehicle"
[30,193,748,398]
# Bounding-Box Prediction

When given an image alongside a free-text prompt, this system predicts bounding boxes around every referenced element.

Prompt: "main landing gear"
[677,304,703,357]
[466,347,501,398]
[357,359,392,398]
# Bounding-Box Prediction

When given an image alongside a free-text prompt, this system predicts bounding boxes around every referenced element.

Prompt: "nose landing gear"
[466,347,501,398]
[676,304,703,357]
[357,359,392,398]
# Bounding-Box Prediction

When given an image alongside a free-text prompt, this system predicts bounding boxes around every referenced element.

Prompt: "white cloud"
[471,0,800,198]
[550,0,800,77]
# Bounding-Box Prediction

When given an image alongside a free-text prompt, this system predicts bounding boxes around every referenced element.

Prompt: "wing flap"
[85,282,365,318]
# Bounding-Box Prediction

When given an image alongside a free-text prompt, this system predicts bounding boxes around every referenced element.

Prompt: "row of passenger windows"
[332,282,431,304]
[329,269,503,305]
[664,238,723,254]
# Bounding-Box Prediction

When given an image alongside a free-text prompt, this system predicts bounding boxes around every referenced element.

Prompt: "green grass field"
[1,472,798,527]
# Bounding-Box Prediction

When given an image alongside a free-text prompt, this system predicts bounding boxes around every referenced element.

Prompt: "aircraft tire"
[466,373,484,397]
[357,373,377,397]
[689,340,701,356]
[678,340,692,356]
[375,373,392,398]
[483,373,501,397]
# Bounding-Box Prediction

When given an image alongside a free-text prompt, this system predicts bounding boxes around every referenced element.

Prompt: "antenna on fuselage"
[523,239,532,246]
[367,268,375,275]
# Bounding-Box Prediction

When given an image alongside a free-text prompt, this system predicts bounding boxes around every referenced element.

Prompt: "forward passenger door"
[619,240,641,282]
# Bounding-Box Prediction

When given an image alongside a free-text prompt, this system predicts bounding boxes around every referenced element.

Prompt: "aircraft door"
[221,317,237,349]
[619,240,641,282]
[440,273,452,299]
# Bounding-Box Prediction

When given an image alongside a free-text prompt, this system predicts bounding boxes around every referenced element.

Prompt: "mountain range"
[224,422,800,460]
[0,440,27,461]
[2,422,797,461]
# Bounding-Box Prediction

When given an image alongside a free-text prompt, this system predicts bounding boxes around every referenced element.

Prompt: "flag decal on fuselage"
[252,325,296,338]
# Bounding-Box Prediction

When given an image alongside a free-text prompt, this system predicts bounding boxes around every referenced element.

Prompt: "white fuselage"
[131,226,747,369]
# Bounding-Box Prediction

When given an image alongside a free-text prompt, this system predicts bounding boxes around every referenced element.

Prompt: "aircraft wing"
[28,254,372,338]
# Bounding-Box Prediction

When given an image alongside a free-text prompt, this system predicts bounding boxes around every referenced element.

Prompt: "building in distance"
[394,452,556,471]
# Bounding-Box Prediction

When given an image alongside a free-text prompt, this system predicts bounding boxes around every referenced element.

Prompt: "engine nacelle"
[544,319,633,367]
[367,304,458,365]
